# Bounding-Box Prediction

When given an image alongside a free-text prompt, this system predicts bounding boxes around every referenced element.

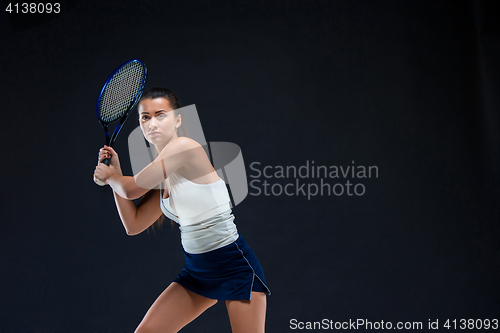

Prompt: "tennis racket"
[95,59,147,186]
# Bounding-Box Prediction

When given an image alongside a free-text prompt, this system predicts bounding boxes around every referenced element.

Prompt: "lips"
[149,132,160,136]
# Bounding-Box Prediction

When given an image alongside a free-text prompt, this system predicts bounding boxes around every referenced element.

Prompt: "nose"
[149,116,157,129]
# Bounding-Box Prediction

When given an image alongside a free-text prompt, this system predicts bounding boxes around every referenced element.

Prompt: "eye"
[157,113,166,118]
[141,115,150,121]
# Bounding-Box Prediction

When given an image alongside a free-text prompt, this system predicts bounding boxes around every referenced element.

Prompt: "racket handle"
[95,157,111,186]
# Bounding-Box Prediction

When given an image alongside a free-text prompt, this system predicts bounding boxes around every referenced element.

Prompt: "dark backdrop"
[1,1,499,332]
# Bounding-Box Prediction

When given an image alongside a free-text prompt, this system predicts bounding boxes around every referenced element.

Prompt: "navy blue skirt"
[173,233,271,300]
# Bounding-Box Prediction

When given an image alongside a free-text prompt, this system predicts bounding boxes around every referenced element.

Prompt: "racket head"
[94,59,147,186]
[96,59,147,125]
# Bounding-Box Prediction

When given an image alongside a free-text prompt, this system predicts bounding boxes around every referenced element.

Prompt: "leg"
[225,291,267,333]
[135,282,218,333]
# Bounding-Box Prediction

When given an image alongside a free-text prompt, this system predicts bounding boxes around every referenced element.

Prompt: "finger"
[99,148,111,155]
[105,145,118,154]
[94,170,105,179]
[98,151,111,159]
[94,174,106,186]
[97,162,110,169]
[99,153,111,162]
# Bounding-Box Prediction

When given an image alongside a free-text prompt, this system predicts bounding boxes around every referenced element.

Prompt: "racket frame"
[96,59,148,147]
[95,59,147,167]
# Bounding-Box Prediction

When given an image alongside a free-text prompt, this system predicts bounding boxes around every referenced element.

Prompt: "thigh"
[225,291,267,333]
[135,282,218,333]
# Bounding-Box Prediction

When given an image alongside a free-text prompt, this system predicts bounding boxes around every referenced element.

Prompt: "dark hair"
[140,87,181,109]
[139,87,188,137]
[138,87,187,233]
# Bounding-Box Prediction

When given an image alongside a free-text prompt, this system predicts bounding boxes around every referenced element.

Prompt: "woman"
[93,87,271,333]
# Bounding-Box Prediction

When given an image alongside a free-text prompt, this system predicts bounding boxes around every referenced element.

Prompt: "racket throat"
[103,125,111,146]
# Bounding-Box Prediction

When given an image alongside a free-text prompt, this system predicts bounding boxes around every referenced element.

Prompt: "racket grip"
[95,157,111,186]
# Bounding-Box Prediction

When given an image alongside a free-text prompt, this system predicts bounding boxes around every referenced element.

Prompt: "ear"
[175,114,182,129]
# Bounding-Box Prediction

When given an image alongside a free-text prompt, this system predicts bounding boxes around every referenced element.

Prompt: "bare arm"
[134,137,209,190]
[107,174,150,200]
[113,189,163,236]
[93,146,163,235]
[93,146,150,200]
[94,139,210,234]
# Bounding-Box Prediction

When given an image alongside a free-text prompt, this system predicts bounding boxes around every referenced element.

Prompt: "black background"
[1,1,499,332]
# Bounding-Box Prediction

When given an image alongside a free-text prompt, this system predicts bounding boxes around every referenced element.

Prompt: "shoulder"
[173,137,200,149]
[168,137,201,153]
[158,137,201,158]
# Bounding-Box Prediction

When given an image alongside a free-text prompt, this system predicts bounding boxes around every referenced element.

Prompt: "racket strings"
[99,61,145,123]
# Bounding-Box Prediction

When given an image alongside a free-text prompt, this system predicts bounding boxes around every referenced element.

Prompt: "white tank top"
[159,172,238,254]
[160,172,231,226]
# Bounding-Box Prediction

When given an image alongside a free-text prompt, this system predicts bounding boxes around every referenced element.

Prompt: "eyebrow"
[140,109,169,115]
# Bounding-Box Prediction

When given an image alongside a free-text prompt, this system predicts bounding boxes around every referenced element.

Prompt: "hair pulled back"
[139,87,188,137]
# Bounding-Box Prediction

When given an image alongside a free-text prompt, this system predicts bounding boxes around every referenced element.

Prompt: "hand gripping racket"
[95,59,147,186]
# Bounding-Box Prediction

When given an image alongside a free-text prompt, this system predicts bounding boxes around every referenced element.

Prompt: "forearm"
[111,189,162,236]
[112,191,138,235]
[107,174,146,200]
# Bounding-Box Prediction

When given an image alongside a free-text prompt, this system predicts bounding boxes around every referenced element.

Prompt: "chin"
[151,136,172,145]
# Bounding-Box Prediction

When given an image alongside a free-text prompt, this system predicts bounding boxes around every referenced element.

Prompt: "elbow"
[123,220,138,236]
[125,223,145,236]
[126,228,139,236]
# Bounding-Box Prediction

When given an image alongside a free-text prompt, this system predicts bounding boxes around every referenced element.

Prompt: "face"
[138,98,181,147]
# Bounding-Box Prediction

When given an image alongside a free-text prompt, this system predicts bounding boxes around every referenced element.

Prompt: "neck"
[156,133,179,154]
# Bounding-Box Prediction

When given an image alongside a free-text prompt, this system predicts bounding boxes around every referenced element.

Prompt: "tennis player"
[93,87,270,333]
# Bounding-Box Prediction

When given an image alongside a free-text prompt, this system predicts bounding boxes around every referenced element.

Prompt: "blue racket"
[95,59,147,186]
